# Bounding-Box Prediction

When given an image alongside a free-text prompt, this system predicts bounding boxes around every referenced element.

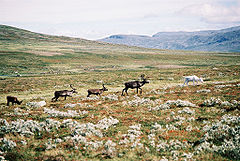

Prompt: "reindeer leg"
[55,97,59,101]
[139,87,143,94]
[125,88,129,96]
[122,88,126,96]
[7,101,9,106]
[64,96,67,100]
[52,97,56,102]
[136,88,138,94]
[183,80,187,87]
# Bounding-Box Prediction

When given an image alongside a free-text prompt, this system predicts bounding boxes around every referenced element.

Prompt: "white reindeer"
[182,75,203,86]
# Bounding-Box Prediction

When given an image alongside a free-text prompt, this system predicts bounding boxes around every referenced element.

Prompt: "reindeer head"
[17,100,23,105]
[140,74,150,84]
[102,84,108,91]
[70,84,78,93]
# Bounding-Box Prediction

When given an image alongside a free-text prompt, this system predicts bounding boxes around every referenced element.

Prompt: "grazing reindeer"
[182,75,203,87]
[52,84,78,101]
[122,74,149,96]
[87,84,108,97]
[7,96,23,106]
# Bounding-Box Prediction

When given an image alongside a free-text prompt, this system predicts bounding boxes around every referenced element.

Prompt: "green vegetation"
[0,25,240,160]
[1,25,239,76]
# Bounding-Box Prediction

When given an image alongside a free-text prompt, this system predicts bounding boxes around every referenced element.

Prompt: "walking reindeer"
[182,75,203,86]
[122,74,149,96]
[87,84,108,97]
[52,84,78,101]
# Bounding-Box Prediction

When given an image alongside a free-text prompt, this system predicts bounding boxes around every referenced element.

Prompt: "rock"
[26,101,46,108]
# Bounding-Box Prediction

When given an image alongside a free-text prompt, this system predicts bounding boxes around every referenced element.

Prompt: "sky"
[0,0,240,40]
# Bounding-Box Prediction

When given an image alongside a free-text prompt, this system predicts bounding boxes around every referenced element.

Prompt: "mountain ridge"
[99,26,240,52]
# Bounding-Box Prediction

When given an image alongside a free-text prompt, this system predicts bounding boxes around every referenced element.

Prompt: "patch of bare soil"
[156,65,188,69]
[28,51,63,56]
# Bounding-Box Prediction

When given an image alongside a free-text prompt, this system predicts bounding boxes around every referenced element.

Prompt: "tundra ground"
[0,25,239,160]
[0,66,239,161]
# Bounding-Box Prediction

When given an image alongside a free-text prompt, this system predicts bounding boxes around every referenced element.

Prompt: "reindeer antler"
[140,74,145,79]
[70,84,75,90]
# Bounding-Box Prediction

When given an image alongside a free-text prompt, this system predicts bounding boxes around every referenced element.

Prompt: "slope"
[0,25,240,76]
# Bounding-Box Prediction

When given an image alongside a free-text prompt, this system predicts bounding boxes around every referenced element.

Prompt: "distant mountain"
[99,26,240,52]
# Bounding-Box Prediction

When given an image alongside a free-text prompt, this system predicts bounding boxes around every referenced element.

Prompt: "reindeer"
[52,84,77,101]
[7,96,23,106]
[182,75,203,87]
[87,84,108,97]
[122,74,149,96]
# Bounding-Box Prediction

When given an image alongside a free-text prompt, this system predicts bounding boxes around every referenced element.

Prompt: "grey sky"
[1,0,240,39]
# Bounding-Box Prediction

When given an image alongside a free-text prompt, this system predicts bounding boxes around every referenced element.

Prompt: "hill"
[0,25,163,75]
[0,25,240,76]
[99,26,240,52]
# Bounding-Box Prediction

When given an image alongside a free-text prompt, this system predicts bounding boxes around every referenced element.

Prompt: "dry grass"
[0,65,239,160]
[0,25,240,160]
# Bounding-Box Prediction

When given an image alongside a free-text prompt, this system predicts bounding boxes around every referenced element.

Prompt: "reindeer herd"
[6,74,203,105]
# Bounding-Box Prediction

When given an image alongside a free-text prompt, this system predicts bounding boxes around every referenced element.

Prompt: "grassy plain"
[0,25,240,160]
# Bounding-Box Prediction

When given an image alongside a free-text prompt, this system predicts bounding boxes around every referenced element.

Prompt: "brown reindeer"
[52,84,78,101]
[7,96,23,106]
[87,84,108,97]
[122,74,149,96]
